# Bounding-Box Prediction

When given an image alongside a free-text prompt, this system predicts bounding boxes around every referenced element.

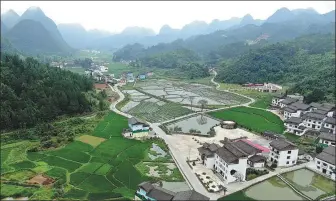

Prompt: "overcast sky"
[1,1,335,33]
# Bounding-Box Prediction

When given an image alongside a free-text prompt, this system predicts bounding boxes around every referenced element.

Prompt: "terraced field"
[0,112,183,200]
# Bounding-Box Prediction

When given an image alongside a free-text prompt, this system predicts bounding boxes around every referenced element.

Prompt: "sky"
[1,1,335,33]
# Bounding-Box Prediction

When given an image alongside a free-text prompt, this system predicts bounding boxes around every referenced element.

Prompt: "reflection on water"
[282,168,336,200]
[245,176,304,200]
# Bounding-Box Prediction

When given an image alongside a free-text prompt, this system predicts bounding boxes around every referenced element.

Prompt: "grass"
[209,106,285,134]
[284,133,301,142]
[218,190,256,200]
[66,67,86,75]
[77,134,106,147]
[0,112,183,200]
[0,184,37,199]
[219,83,276,109]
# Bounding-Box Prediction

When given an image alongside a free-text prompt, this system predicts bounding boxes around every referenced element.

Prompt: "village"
[105,73,336,200]
[49,57,335,200]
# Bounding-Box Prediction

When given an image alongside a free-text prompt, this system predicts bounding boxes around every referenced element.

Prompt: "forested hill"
[216,33,336,102]
[0,54,94,130]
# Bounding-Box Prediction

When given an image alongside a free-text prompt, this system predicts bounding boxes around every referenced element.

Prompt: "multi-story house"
[279,97,299,109]
[271,94,286,107]
[136,182,210,200]
[321,117,336,134]
[284,117,306,136]
[302,112,326,131]
[283,102,311,119]
[318,132,336,147]
[213,138,268,184]
[314,146,335,180]
[198,142,221,169]
[309,102,335,117]
[268,139,299,167]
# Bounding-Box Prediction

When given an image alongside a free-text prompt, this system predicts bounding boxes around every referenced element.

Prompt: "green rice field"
[209,106,285,134]
[0,112,180,200]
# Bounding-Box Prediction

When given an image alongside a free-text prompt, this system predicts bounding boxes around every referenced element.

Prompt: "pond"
[282,168,336,200]
[244,176,305,200]
[167,115,220,135]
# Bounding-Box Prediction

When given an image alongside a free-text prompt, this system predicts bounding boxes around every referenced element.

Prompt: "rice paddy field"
[219,169,335,201]
[0,112,183,200]
[209,106,285,134]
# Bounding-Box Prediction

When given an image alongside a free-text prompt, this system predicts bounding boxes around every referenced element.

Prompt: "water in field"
[244,176,305,200]
[282,168,335,199]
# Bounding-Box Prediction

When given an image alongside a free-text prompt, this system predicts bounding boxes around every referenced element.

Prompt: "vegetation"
[0,112,182,200]
[218,190,256,201]
[0,54,94,131]
[216,34,335,103]
[246,168,269,181]
[209,106,284,134]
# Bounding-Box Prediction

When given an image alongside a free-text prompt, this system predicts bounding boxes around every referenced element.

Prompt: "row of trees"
[0,54,94,130]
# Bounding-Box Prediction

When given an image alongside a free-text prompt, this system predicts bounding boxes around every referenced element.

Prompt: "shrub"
[271,163,277,168]
[192,161,196,166]
[202,172,206,175]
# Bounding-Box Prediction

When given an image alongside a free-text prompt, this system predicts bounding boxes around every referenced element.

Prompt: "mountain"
[18,6,71,52]
[291,8,318,15]
[121,26,155,36]
[240,14,255,26]
[180,21,208,37]
[159,25,179,35]
[6,20,69,54]
[0,36,20,55]
[323,10,336,22]
[58,23,88,49]
[216,33,335,102]
[265,7,296,23]
[1,9,20,28]
[1,21,8,34]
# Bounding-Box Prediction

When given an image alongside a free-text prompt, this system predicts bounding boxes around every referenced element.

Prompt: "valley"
[0,2,335,201]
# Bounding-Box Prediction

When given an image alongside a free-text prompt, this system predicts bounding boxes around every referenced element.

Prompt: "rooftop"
[316,146,335,165]
[284,117,303,124]
[270,139,297,151]
[325,117,336,125]
[248,155,266,163]
[290,102,311,111]
[284,107,297,113]
[319,132,336,142]
[281,97,299,105]
[173,190,210,201]
[216,141,249,164]
[304,112,326,120]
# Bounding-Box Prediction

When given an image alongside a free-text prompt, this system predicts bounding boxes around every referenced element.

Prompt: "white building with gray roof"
[284,117,305,136]
[319,132,336,147]
[268,139,299,167]
[314,146,335,180]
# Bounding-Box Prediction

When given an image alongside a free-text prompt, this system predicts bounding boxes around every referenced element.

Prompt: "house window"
[288,151,291,154]
[317,166,320,169]
[323,163,327,166]
[286,161,289,164]
[287,156,290,159]
[226,164,228,167]
[331,143,335,146]
[292,161,295,164]
[308,124,311,126]
[317,161,320,164]
[313,121,316,124]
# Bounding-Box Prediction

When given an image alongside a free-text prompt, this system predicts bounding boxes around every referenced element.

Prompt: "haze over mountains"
[0,6,335,55]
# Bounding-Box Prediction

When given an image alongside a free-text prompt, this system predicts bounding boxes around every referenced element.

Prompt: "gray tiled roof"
[128,117,149,126]
[147,187,176,200]
[248,155,266,163]
[198,147,214,157]
[310,102,322,108]
[325,117,336,125]
[270,139,297,151]
[233,140,262,155]
[285,117,303,124]
[314,109,329,115]
[320,127,334,134]
[138,182,154,192]
[273,94,285,99]
[316,146,335,165]
[304,112,326,120]
[291,102,311,111]
[282,97,298,105]
[173,190,210,200]
[284,107,297,113]
[319,132,336,142]
[198,143,220,156]
[216,141,249,164]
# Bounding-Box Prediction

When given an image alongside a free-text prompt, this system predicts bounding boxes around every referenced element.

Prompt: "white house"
[99,66,108,73]
[318,132,336,147]
[268,139,299,167]
[248,155,267,168]
[302,112,326,131]
[284,117,305,136]
[214,138,254,184]
[283,102,311,119]
[271,94,285,107]
[279,97,298,109]
[314,146,335,180]
[322,117,336,134]
[128,117,150,137]
[198,143,221,169]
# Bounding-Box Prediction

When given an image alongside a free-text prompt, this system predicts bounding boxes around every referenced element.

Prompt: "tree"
[188,96,195,111]
[198,99,208,114]
[316,145,324,154]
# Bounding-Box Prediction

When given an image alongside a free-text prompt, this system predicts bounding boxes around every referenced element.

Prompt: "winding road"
[107,72,279,200]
